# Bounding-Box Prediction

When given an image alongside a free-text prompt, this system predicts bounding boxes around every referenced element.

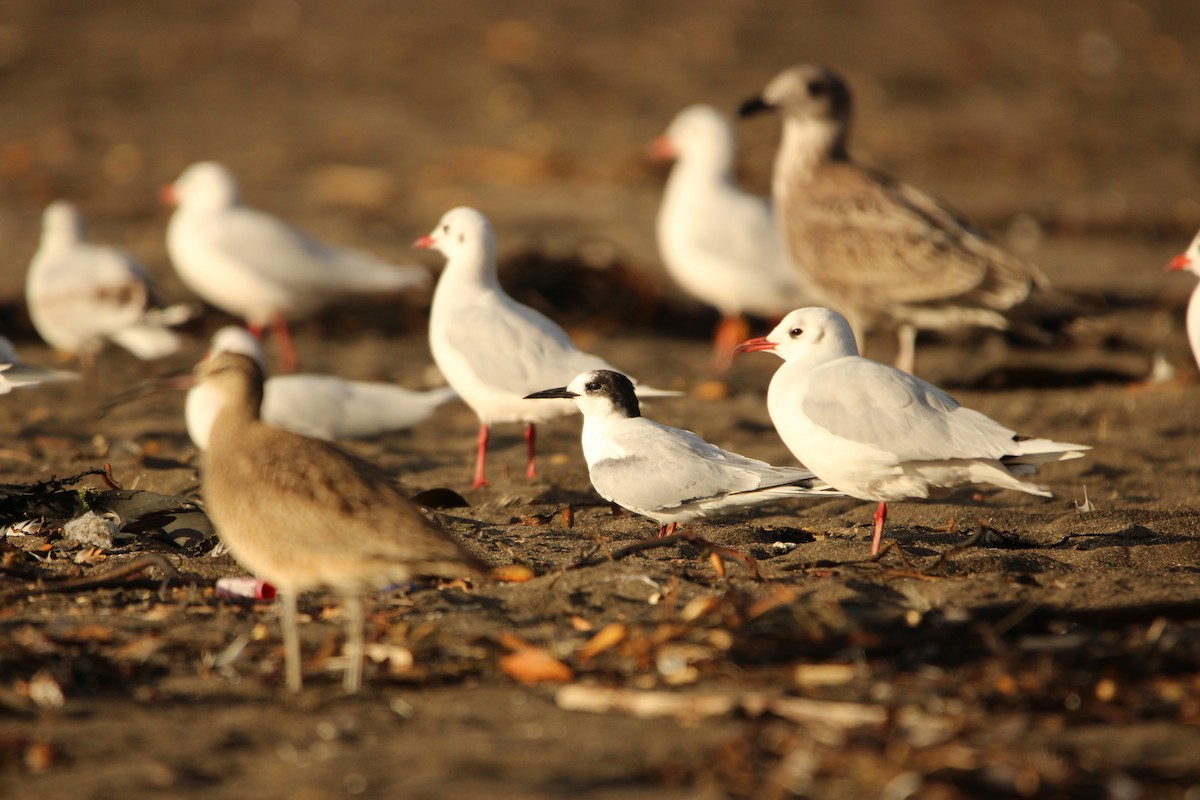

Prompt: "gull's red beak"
[733,336,776,354]
[649,135,676,161]
[413,234,436,250]
[158,183,178,207]
[1167,253,1191,272]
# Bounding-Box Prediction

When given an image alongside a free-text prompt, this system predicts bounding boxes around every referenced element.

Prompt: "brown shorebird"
[197,352,483,693]
[739,65,1048,374]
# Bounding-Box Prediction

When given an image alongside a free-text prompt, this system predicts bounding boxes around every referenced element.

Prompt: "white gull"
[416,206,679,489]
[735,306,1088,556]
[186,326,457,449]
[654,104,810,370]
[163,161,427,372]
[26,200,192,376]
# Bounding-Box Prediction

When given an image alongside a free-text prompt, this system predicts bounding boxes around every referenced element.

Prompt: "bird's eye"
[585,381,600,392]
[442,224,449,233]
[789,327,803,338]
[807,80,827,97]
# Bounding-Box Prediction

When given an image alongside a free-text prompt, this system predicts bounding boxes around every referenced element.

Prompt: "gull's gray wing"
[800,359,1019,461]
[442,295,613,396]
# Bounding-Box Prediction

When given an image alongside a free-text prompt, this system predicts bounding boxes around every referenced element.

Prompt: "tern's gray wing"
[443,296,612,396]
[801,360,1020,462]
[589,418,818,513]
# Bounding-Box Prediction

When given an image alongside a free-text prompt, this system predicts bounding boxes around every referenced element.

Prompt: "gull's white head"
[1167,230,1200,278]
[735,306,859,364]
[414,206,496,283]
[40,200,86,248]
[208,326,267,371]
[416,207,492,256]
[163,161,241,211]
[525,369,641,420]
[654,104,736,168]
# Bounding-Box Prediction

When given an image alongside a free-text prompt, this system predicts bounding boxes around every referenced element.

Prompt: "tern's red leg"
[471,424,490,489]
[711,315,750,373]
[524,422,537,479]
[658,521,678,539]
[247,324,265,340]
[871,502,888,557]
[272,313,298,373]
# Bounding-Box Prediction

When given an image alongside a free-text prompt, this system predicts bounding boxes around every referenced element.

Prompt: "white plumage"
[27,201,191,372]
[1167,229,1200,371]
[416,206,678,489]
[736,306,1088,555]
[654,104,810,368]
[163,161,428,371]
[186,326,457,449]
[0,337,77,394]
[527,369,839,534]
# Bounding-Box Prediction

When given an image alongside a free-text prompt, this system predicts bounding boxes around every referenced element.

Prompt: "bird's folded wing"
[214,429,468,563]
[443,300,610,395]
[800,360,1018,462]
[792,163,1039,307]
[590,422,784,511]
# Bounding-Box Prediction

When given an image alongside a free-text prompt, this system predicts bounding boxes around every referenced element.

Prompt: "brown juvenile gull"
[739,64,1048,374]
[197,352,483,693]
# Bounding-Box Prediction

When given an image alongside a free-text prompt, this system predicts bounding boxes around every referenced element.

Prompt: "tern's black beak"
[737,96,774,118]
[524,387,578,400]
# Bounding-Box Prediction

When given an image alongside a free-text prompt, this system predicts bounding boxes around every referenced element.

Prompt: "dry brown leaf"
[744,588,800,621]
[578,622,626,661]
[115,635,166,663]
[709,552,726,578]
[67,624,115,642]
[793,663,856,688]
[499,648,574,685]
[490,564,535,583]
[569,615,593,632]
[680,595,722,622]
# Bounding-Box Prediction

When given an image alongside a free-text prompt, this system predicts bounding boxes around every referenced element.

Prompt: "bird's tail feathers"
[143,302,201,328]
[332,252,430,293]
[109,325,183,360]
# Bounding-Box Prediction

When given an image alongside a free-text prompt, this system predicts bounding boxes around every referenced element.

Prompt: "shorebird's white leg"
[341,593,364,694]
[281,590,302,691]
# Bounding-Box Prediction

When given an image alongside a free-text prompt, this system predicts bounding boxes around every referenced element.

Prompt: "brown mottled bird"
[197,352,484,693]
[739,64,1048,374]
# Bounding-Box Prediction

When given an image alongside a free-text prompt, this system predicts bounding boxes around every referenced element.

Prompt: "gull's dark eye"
[585,381,601,392]
[442,224,450,233]
[807,80,827,97]
[789,327,803,338]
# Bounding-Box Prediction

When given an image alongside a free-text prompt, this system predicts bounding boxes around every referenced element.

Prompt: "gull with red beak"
[416,207,679,489]
[1166,230,1200,371]
[162,161,427,372]
[735,307,1088,557]
[652,104,810,371]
